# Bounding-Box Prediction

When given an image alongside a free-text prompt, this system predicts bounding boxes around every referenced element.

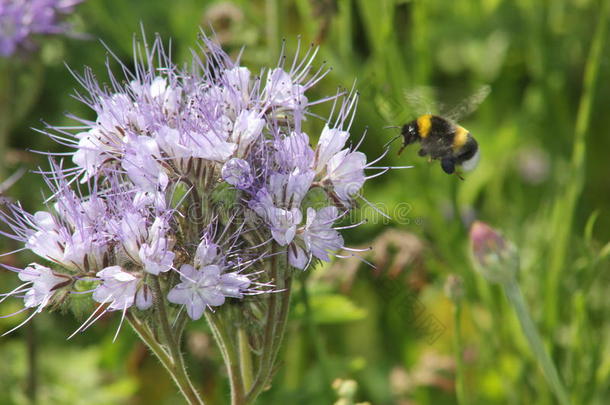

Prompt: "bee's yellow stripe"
[453,126,469,150]
[417,114,432,138]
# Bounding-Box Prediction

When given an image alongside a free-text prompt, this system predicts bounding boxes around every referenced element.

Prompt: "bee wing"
[445,85,491,122]
[375,87,420,125]
[402,86,437,116]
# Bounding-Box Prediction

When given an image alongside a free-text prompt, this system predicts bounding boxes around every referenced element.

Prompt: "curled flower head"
[0,30,395,344]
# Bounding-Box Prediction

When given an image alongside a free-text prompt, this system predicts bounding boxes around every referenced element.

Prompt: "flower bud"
[222,158,253,189]
[469,221,519,284]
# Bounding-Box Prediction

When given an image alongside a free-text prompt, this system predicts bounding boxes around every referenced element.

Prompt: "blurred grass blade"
[545,0,609,328]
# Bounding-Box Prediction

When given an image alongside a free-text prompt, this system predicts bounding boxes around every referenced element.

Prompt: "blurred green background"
[1,0,609,404]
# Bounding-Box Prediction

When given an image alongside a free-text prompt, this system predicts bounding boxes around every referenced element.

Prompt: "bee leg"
[441,157,455,174]
[455,171,465,181]
[418,149,427,157]
[398,145,407,155]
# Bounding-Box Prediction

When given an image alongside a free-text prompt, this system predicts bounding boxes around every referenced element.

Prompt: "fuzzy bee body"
[400,114,480,175]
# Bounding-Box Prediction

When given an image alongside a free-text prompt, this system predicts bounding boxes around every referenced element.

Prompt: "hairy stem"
[505,280,570,405]
[271,272,292,368]
[245,244,293,403]
[152,278,204,405]
[127,312,173,372]
[128,313,206,404]
[238,327,254,393]
[153,278,181,360]
[246,253,279,401]
[205,311,245,405]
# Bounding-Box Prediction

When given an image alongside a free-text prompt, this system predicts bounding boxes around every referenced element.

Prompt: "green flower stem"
[452,300,466,405]
[202,237,293,405]
[205,311,245,405]
[126,312,173,372]
[175,309,189,344]
[545,0,609,328]
[504,280,570,405]
[270,270,292,368]
[238,327,254,393]
[152,278,181,361]
[127,313,206,404]
[245,258,280,402]
[245,246,292,404]
[151,277,205,405]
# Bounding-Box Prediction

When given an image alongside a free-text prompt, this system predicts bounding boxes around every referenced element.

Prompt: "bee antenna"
[383,134,402,149]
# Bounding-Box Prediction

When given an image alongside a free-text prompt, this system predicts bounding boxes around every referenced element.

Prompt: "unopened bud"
[469,221,519,284]
[221,158,253,189]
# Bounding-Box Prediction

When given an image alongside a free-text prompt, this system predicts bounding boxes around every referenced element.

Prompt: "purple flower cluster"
[0,33,380,337]
[0,0,83,57]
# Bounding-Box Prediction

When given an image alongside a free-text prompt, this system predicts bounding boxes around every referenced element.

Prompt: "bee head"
[401,122,419,147]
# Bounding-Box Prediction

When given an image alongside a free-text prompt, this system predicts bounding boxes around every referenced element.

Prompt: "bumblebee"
[399,114,480,176]
[390,85,489,178]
